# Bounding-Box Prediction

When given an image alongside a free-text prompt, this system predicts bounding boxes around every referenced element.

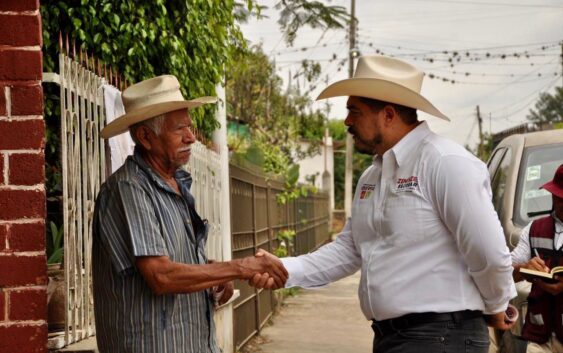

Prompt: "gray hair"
[129,113,167,145]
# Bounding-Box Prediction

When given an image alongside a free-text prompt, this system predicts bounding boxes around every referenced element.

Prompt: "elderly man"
[254,55,517,353]
[512,164,563,353]
[93,75,287,353]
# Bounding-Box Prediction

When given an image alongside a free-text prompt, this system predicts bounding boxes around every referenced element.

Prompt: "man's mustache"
[348,128,356,136]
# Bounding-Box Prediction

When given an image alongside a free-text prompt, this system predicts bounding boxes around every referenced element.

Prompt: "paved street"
[250,271,373,353]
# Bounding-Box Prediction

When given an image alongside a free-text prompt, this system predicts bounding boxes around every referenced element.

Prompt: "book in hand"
[520,266,563,284]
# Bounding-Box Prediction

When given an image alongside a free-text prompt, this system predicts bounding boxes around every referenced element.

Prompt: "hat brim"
[101,97,217,139]
[541,181,563,199]
[316,78,449,121]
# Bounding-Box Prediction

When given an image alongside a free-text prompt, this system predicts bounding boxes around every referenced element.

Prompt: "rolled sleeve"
[432,155,517,314]
[98,180,167,273]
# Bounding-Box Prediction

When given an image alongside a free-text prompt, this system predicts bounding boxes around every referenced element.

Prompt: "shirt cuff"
[281,257,305,288]
[483,283,517,315]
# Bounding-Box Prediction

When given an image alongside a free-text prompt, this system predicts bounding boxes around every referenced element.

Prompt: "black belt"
[371,310,483,337]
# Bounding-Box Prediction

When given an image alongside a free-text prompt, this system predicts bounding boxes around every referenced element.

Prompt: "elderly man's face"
[149,109,196,169]
[344,96,384,155]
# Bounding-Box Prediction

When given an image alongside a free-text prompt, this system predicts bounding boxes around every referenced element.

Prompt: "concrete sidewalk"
[255,271,373,353]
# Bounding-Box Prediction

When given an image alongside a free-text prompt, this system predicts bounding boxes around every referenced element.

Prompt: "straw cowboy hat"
[541,164,563,199]
[316,55,449,121]
[101,75,217,139]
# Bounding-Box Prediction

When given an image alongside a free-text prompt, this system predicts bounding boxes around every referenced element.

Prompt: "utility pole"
[476,105,483,158]
[344,0,356,219]
[560,42,562,86]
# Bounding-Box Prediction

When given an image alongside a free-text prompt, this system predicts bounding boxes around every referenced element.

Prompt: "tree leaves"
[527,86,563,124]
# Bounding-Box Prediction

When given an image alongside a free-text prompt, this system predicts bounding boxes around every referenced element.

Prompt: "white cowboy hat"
[101,75,217,138]
[316,55,449,121]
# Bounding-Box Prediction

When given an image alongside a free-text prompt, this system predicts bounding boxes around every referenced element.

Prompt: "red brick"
[8,153,44,186]
[0,15,41,47]
[0,0,39,12]
[0,153,4,184]
[0,324,47,353]
[9,288,46,321]
[8,222,44,252]
[0,189,45,220]
[0,50,42,81]
[10,84,43,115]
[0,290,5,321]
[0,85,6,116]
[0,120,45,150]
[0,224,6,251]
[0,255,47,286]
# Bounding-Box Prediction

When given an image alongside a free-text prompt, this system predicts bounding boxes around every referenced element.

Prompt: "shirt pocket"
[380,188,429,246]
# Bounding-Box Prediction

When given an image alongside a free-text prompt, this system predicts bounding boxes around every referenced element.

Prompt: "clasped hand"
[239,250,288,290]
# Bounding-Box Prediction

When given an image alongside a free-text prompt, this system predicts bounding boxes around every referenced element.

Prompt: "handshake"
[237,249,288,290]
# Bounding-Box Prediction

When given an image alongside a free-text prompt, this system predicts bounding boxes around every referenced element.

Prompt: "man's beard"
[350,128,382,155]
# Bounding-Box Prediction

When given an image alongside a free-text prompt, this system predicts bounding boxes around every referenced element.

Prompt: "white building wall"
[296,136,335,211]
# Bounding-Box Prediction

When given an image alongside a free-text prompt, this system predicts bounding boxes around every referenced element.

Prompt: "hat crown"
[554,165,563,186]
[354,55,424,93]
[122,75,185,113]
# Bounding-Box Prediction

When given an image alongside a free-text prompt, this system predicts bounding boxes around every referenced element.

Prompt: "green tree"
[226,46,328,200]
[527,86,563,124]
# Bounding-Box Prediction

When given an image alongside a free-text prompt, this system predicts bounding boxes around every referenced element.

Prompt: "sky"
[239,0,563,149]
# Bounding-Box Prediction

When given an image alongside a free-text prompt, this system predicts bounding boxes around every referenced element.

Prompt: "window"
[491,148,512,217]
[514,143,563,227]
[487,147,506,181]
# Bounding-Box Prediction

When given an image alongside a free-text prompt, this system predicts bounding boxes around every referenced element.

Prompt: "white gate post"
[212,82,235,353]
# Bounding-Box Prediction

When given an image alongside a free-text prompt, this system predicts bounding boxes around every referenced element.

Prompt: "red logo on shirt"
[359,183,375,199]
[396,176,419,192]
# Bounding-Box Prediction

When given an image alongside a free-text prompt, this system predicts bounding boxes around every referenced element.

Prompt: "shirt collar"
[131,147,193,193]
[389,121,432,167]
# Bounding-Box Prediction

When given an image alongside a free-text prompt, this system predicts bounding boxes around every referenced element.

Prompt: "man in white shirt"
[511,164,563,353]
[252,55,517,353]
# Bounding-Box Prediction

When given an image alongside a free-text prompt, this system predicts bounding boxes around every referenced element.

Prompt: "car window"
[514,143,563,227]
[491,147,512,216]
[487,147,506,181]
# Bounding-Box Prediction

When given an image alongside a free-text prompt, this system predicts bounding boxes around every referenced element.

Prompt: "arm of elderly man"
[95,179,287,296]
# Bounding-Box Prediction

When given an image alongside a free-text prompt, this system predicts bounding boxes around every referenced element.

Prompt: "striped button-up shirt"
[92,149,220,353]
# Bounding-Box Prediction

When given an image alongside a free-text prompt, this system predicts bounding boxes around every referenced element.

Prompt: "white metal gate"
[60,50,106,346]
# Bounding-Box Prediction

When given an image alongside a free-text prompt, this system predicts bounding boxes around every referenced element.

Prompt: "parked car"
[487,128,563,353]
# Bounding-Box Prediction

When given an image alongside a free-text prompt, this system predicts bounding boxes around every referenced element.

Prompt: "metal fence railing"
[230,163,331,350]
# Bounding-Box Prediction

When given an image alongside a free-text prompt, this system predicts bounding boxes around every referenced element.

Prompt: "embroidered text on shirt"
[396,176,419,192]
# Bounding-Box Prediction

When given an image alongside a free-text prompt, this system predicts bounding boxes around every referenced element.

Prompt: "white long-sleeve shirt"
[282,122,517,321]
[511,215,563,265]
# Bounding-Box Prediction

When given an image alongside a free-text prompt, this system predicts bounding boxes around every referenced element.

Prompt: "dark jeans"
[372,316,489,353]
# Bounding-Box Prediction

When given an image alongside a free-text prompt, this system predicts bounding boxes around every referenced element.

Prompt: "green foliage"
[328,118,347,140]
[227,45,325,201]
[47,222,64,264]
[275,0,350,46]
[41,0,245,137]
[274,229,296,257]
[469,132,494,162]
[527,86,563,124]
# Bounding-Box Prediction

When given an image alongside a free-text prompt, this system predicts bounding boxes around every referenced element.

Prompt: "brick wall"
[0,0,48,352]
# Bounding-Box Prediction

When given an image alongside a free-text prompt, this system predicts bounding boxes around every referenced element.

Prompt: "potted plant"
[47,221,65,331]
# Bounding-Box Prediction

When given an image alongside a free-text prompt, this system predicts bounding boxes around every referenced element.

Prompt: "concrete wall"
[0,0,48,352]
[296,137,335,211]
